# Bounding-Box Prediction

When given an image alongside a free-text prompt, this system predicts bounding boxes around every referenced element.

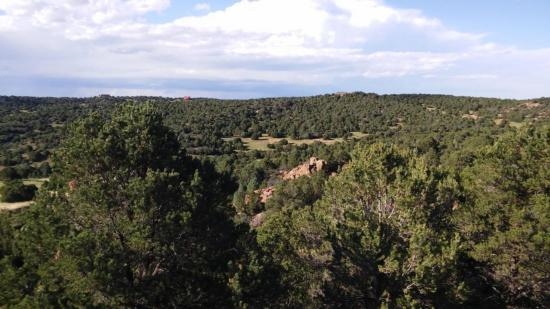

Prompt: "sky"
[0,0,549,99]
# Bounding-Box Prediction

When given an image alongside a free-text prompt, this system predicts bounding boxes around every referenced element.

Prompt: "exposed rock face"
[250,212,266,228]
[244,157,327,209]
[282,157,327,180]
[255,187,275,204]
[245,187,275,205]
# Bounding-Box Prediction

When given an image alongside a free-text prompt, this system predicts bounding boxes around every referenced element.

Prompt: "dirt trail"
[0,201,33,211]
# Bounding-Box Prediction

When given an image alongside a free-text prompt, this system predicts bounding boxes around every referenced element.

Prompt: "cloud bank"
[0,0,548,98]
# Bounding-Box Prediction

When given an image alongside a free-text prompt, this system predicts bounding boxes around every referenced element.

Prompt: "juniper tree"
[1,103,240,307]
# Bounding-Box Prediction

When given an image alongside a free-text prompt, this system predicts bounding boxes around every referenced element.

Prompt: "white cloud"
[362,52,463,78]
[0,0,169,31]
[451,74,498,80]
[0,15,13,30]
[0,0,548,98]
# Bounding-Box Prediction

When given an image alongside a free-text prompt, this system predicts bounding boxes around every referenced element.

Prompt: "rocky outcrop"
[281,157,327,180]
[245,157,327,208]
[245,186,275,205]
[255,187,275,204]
[250,212,266,228]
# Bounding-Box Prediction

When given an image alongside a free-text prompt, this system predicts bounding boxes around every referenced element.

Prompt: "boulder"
[250,212,266,228]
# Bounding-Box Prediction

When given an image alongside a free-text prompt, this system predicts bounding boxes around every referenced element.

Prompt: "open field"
[22,178,49,187]
[223,132,368,151]
[0,178,48,211]
[509,121,526,128]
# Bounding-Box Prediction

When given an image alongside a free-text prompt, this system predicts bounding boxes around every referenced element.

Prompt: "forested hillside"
[0,94,548,307]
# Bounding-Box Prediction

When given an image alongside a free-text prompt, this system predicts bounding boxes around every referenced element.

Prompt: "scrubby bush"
[0,180,37,202]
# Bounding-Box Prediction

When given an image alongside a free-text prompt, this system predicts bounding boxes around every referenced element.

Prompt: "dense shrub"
[0,180,37,202]
[0,167,19,180]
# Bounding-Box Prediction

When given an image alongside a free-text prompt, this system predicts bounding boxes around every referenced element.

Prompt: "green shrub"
[0,180,37,202]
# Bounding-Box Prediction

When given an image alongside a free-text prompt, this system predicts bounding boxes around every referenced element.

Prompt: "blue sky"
[145,1,237,22]
[388,0,550,48]
[0,0,549,99]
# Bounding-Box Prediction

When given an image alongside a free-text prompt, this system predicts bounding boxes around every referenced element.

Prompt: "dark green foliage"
[0,167,19,180]
[266,172,326,212]
[0,94,548,308]
[316,144,468,307]
[0,104,246,307]
[0,180,37,202]
[256,143,467,307]
[457,127,549,307]
[1,94,548,159]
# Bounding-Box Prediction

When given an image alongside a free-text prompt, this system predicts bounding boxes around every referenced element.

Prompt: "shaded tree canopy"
[0,104,248,307]
[458,127,549,307]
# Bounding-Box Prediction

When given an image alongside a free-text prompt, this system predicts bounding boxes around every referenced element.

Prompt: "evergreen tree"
[458,126,549,307]
[315,143,468,307]
[1,103,241,307]
[257,143,472,307]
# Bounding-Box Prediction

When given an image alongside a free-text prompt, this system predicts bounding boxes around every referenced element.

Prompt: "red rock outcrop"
[281,157,327,180]
[255,187,275,204]
[244,157,327,209]
[245,186,276,205]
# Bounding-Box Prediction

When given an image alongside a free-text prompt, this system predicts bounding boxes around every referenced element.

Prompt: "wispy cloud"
[194,3,211,12]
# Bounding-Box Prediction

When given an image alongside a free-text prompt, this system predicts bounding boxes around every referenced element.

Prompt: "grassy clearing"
[0,178,48,190]
[224,132,368,151]
[509,122,525,128]
[23,178,49,187]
